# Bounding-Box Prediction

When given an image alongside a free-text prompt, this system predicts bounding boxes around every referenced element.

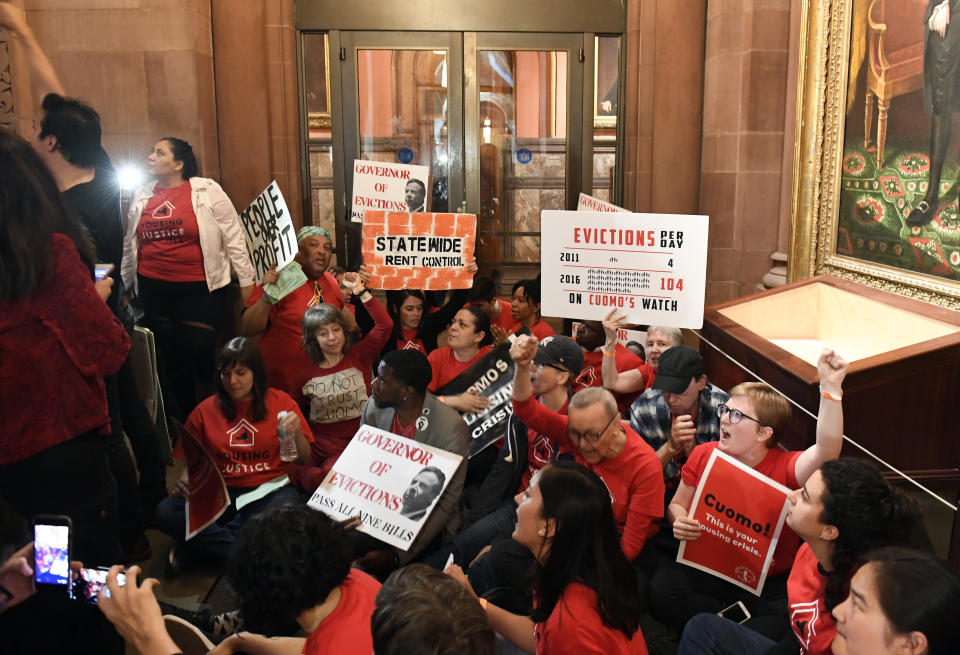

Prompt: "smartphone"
[33,515,72,595]
[94,263,115,281]
[718,600,752,624]
[71,567,126,604]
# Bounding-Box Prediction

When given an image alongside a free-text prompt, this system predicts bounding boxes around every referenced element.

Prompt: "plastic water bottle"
[277,411,298,462]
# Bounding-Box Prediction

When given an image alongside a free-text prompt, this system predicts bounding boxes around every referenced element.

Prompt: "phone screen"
[34,523,70,588]
[718,601,751,624]
[94,264,114,281]
[72,567,125,603]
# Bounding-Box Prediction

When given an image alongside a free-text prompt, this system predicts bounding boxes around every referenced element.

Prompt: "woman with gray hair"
[288,273,393,492]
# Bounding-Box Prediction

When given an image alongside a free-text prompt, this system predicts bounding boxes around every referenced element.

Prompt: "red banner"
[176,421,230,540]
[677,449,791,595]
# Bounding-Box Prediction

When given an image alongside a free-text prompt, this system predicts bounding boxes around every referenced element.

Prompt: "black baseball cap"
[651,346,705,394]
[533,336,584,376]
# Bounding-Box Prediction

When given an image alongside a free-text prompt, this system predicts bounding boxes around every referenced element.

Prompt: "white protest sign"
[351,160,431,223]
[577,192,629,213]
[308,425,463,550]
[541,211,708,328]
[238,181,297,283]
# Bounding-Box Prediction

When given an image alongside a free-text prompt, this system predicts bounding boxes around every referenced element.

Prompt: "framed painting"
[790,0,960,310]
[594,35,618,129]
[304,32,332,131]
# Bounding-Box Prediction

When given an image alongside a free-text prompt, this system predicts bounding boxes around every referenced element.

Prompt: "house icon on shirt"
[152,200,175,219]
[228,419,257,447]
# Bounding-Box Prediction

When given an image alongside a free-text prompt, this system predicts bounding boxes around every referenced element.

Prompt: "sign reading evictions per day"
[307,425,463,550]
[238,181,298,283]
[540,210,709,328]
[361,211,476,290]
[351,160,431,222]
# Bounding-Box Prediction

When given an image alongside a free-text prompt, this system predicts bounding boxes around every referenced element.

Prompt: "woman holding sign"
[156,337,312,574]
[290,273,393,491]
[677,458,924,655]
[445,461,648,654]
[650,348,848,637]
[122,137,256,421]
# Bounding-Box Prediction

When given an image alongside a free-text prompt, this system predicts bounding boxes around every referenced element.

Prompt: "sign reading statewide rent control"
[238,181,298,283]
[677,449,791,595]
[540,210,709,328]
[351,160,431,222]
[308,426,463,550]
[174,421,229,541]
[577,192,629,213]
[361,211,476,290]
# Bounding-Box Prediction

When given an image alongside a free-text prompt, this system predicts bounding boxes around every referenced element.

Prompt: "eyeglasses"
[568,413,619,445]
[717,404,763,426]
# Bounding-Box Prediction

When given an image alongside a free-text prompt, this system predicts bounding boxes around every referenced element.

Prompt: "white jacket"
[121,177,256,294]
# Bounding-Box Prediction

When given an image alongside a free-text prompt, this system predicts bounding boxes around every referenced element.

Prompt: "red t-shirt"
[534,582,649,655]
[488,298,517,333]
[427,345,493,392]
[513,396,665,561]
[391,413,417,440]
[302,569,381,655]
[245,272,344,396]
[181,389,314,488]
[576,345,654,416]
[681,442,802,576]
[788,543,836,655]
[511,319,555,341]
[136,181,205,282]
[396,327,426,355]
[520,398,570,491]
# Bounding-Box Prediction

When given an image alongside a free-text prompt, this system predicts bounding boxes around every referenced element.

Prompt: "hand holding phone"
[72,567,126,604]
[33,515,71,596]
[94,263,115,281]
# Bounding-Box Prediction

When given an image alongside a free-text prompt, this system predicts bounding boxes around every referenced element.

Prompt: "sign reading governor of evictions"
[362,212,477,290]
[307,425,463,550]
[576,192,630,213]
[238,181,298,283]
[351,160,431,223]
[540,210,709,328]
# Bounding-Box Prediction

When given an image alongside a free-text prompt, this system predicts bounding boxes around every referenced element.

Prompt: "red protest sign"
[175,421,230,540]
[361,212,476,290]
[677,449,791,595]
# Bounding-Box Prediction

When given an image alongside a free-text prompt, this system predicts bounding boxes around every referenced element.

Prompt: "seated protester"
[573,319,648,416]
[425,336,583,572]
[628,346,728,509]
[677,458,923,655]
[509,335,664,564]
[445,462,649,655]
[429,306,494,413]
[156,338,311,574]
[601,315,683,398]
[831,548,958,655]
[509,277,554,341]
[382,286,470,358]
[214,505,382,655]
[650,348,848,636]
[239,226,345,396]
[289,274,393,492]
[372,564,495,655]
[353,349,469,573]
[469,275,517,343]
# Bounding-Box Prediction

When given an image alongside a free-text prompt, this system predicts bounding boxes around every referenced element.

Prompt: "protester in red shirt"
[429,306,494,413]
[289,274,393,491]
[509,277,555,341]
[650,348,848,636]
[155,337,312,574]
[600,313,684,402]
[469,276,517,344]
[382,286,471,358]
[573,319,651,416]
[240,226,346,395]
[216,505,381,655]
[676,458,922,655]
[445,461,648,655]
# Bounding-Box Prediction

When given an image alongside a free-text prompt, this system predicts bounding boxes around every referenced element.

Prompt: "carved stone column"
[0,32,15,131]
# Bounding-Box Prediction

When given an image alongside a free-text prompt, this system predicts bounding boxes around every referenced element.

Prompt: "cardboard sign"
[361,212,476,290]
[677,449,791,595]
[307,426,463,550]
[577,192,629,213]
[541,210,708,328]
[176,421,230,540]
[437,340,518,457]
[302,368,368,425]
[351,160,430,222]
[238,181,298,282]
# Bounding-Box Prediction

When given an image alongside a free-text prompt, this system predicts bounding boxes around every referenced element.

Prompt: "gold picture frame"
[789,0,960,310]
[593,36,617,130]
[305,33,333,131]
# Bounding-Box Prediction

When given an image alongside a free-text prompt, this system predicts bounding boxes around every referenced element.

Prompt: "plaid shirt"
[628,382,729,487]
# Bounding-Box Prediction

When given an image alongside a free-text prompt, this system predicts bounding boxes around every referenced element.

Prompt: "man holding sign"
[649,348,848,634]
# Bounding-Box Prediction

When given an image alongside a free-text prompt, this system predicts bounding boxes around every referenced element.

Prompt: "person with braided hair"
[677,458,927,655]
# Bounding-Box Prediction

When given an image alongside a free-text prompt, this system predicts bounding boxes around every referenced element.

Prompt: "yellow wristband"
[602,349,616,358]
